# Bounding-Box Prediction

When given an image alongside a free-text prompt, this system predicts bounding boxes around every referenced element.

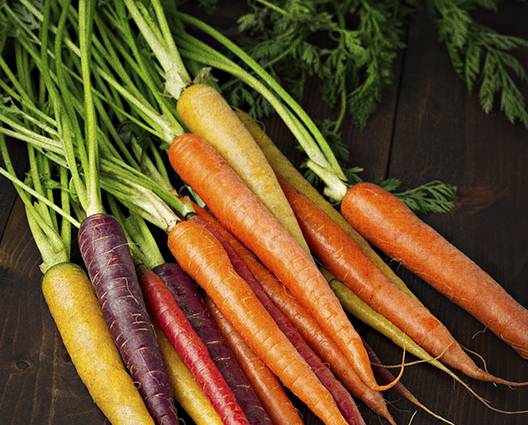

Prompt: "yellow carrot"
[177,83,311,257]
[42,263,155,425]
[153,320,224,425]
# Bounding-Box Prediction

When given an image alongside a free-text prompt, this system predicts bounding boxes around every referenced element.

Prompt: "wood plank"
[365,2,528,425]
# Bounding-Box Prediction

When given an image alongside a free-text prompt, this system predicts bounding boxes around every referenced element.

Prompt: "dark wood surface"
[1,2,528,424]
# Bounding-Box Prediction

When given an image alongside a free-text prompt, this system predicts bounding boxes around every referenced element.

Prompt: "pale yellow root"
[177,84,312,257]
[153,320,224,425]
[42,263,155,425]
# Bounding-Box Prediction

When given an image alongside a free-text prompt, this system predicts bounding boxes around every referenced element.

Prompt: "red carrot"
[78,213,179,424]
[191,202,395,425]
[152,262,272,425]
[168,133,385,392]
[167,219,349,425]
[187,213,366,425]
[137,263,251,425]
[204,293,306,425]
[280,178,527,386]
[341,182,528,360]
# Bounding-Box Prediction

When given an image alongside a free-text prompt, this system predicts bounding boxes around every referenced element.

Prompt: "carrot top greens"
[207,0,528,130]
[2,0,458,213]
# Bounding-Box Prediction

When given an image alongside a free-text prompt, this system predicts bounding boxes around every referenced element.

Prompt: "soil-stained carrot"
[152,262,273,425]
[42,262,155,425]
[153,319,224,425]
[191,201,395,425]
[187,213,366,425]
[167,219,349,425]
[176,83,311,257]
[78,213,179,424]
[235,109,421,304]
[168,133,382,392]
[138,264,251,425]
[204,294,306,425]
[342,182,528,360]
[280,178,526,385]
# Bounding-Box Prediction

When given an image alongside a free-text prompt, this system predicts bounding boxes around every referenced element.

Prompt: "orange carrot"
[191,201,395,425]
[280,177,527,385]
[166,219,348,425]
[204,293,305,425]
[187,212,366,425]
[341,182,528,360]
[168,133,386,392]
[176,83,311,257]
[234,109,422,304]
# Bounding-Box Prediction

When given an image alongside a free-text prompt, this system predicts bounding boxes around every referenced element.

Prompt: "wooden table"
[1,1,528,424]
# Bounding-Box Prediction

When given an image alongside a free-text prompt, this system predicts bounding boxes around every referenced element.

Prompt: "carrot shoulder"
[281,178,525,385]
[168,133,381,392]
[341,182,528,360]
[176,83,311,257]
[167,219,348,425]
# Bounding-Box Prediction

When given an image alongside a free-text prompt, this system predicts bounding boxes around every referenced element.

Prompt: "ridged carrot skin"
[342,182,528,360]
[168,133,380,392]
[152,262,272,425]
[204,294,306,425]
[138,265,250,425]
[187,213,366,425]
[167,219,348,425]
[42,262,155,425]
[78,213,179,424]
[153,320,224,425]
[191,201,395,425]
[281,179,525,385]
[235,109,422,305]
[235,110,422,299]
[176,83,311,257]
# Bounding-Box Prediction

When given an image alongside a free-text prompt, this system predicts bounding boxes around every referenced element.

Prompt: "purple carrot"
[189,213,366,425]
[153,261,273,425]
[78,213,178,425]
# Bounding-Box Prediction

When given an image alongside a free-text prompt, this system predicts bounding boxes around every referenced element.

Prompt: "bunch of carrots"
[1,1,527,425]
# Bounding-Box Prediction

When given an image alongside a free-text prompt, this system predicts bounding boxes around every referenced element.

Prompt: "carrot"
[137,264,251,425]
[194,205,394,424]
[204,293,306,425]
[187,212,366,425]
[280,177,526,386]
[235,109,422,305]
[176,83,311,257]
[342,182,528,360]
[78,214,180,424]
[189,201,395,424]
[166,218,349,425]
[152,262,273,425]
[42,263,155,425]
[168,133,384,392]
[153,319,224,425]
